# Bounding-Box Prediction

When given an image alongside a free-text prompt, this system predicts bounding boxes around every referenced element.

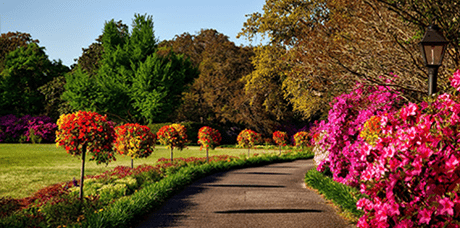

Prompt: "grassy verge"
[0,144,283,198]
[304,168,366,223]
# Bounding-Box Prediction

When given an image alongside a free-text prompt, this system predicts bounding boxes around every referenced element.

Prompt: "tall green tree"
[63,14,198,124]
[0,43,67,116]
[0,32,39,72]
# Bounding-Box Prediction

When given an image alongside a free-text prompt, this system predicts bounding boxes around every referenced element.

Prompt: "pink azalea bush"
[312,79,402,186]
[357,88,460,227]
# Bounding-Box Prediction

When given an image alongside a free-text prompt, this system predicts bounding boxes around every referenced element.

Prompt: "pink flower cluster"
[313,71,460,227]
[357,93,460,227]
[312,79,402,186]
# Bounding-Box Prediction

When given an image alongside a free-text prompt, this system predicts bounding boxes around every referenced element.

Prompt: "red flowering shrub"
[114,123,156,165]
[56,111,116,164]
[272,131,289,147]
[237,129,262,148]
[293,131,310,148]
[198,126,221,150]
[156,124,188,151]
[157,124,188,161]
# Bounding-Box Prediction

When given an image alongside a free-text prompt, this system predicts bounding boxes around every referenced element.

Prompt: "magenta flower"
[418,207,433,224]
[437,197,454,216]
[450,69,460,91]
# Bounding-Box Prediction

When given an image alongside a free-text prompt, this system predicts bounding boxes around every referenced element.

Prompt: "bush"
[0,114,57,143]
[311,79,402,187]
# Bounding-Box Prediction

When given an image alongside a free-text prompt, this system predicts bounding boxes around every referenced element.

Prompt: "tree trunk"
[206,148,209,163]
[79,144,87,200]
[170,147,174,161]
[279,145,282,155]
[131,158,134,169]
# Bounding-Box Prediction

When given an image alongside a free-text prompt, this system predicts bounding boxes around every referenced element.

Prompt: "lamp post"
[419,24,449,96]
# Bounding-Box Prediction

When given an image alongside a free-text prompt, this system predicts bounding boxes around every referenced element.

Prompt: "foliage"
[293,131,310,148]
[311,81,402,187]
[62,14,198,124]
[272,131,289,146]
[156,124,188,151]
[0,114,57,143]
[0,32,39,72]
[305,168,365,219]
[114,123,156,160]
[197,126,222,150]
[0,43,68,116]
[239,0,446,120]
[376,0,460,69]
[237,129,262,148]
[55,110,115,165]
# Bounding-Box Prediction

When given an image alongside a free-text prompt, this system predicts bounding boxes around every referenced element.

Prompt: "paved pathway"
[137,159,353,228]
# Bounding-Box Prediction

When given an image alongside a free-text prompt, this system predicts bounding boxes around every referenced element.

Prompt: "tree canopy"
[62,14,198,124]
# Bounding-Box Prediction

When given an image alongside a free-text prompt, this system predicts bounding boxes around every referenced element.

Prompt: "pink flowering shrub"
[357,91,460,227]
[312,80,402,186]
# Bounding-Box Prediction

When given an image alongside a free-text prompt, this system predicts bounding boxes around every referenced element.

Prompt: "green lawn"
[0,143,280,198]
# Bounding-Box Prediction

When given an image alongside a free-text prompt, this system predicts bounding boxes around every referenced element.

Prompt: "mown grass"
[0,143,282,199]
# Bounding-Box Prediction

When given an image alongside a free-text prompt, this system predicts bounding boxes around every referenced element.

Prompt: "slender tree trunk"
[206,148,209,163]
[279,145,282,155]
[131,158,134,169]
[170,147,174,161]
[79,144,87,200]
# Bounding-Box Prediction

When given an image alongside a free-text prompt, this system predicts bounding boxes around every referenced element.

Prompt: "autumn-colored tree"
[239,0,452,120]
[162,29,291,135]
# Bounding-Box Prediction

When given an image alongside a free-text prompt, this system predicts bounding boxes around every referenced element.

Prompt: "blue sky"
[1,0,266,67]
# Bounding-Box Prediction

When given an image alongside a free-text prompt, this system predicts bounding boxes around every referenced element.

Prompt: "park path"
[136,159,353,228]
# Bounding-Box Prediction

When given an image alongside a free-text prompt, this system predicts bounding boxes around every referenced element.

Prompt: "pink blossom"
[446,155,459,173]
[418,207,433,224]
[450,69,460,91]
[438,197,454,216]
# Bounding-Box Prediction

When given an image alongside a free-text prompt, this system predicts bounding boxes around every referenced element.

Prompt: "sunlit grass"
[0,143,281,198]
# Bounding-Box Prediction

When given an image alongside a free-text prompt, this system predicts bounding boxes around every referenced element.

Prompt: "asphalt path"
[137,159,354,228]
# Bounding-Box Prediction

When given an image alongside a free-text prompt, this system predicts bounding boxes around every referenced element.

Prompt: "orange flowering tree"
[114,123,156,168]
[157,124,188,161]
[293,131,310,150]
[273,131,289,154]
[237,129,262,157]
[198,126,222,162]
[55,110,115,199]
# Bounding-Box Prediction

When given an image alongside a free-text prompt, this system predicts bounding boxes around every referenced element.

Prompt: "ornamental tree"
[156,124,188,161]
[114,123,156,168]
[197,126,222,162]
[55,110,115,199]
[237,129,262,157]
[272,131,289,154]
[293,131,310,149]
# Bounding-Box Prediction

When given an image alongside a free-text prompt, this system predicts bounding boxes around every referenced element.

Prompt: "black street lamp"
[419,24,449,96]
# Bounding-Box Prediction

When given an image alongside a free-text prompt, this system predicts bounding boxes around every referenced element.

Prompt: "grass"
[0,143,284,199]
[304,168,366,223]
